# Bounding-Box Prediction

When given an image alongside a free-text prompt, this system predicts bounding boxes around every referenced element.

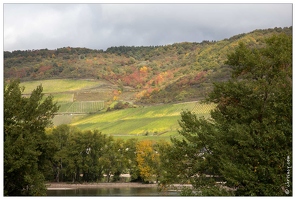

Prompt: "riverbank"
[46,182,158,190]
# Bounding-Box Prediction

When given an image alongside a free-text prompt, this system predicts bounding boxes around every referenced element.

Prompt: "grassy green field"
[20,79,104,94]
[70,102,215,141]
[51,93,74,102]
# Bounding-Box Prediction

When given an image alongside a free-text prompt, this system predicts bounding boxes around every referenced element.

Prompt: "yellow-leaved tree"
[136,140,160,183]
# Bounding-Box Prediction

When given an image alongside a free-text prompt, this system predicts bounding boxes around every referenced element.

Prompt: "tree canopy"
[162,33,292,196]
[4,80,59,195]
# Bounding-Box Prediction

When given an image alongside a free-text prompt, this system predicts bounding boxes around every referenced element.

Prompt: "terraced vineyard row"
[190,102,216,116]
[57,101,104,113]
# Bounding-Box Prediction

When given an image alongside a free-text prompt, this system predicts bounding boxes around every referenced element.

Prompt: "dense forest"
[4,27,292,196]
[4,26,292,104]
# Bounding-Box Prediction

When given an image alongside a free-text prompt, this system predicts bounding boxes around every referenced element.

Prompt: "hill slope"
[69,101,215,141]
[4,27,292,104]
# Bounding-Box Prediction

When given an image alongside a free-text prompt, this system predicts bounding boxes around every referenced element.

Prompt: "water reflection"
[47,187,179,196]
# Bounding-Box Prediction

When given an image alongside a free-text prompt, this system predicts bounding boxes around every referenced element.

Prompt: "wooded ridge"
[4,27,292,104]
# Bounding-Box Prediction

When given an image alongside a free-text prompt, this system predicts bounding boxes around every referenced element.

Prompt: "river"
[47,187,179,196]
[46,183,180,196]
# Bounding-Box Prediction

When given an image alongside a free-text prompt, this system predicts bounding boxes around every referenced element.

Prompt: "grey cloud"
[4,3,292,51]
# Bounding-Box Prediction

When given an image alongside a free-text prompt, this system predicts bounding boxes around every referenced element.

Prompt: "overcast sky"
[3,3,293,52]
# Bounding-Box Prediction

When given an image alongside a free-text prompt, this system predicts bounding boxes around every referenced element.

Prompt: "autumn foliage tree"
[136,140,160,183]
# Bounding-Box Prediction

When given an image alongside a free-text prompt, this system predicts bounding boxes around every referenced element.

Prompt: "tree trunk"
[56,167,60,182]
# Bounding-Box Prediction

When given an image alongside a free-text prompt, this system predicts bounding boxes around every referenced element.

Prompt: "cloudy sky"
[3,3,293,52]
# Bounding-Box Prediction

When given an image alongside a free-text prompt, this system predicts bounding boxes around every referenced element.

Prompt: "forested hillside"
[4,27,292,104]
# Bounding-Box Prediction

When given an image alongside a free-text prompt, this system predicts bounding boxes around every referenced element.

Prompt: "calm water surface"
[47,187,179,196]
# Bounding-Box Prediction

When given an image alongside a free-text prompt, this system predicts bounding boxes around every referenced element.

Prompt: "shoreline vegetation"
[46,182,158,190]
[46,182,193,191]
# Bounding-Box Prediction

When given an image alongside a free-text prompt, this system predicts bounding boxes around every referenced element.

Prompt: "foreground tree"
[46,127,141,183]
[4,80,59,196]
[46,124,79,182]
[164,34,292,196]
[124,138,140,182]
[59,129,113,182]
[136,140,161,183]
